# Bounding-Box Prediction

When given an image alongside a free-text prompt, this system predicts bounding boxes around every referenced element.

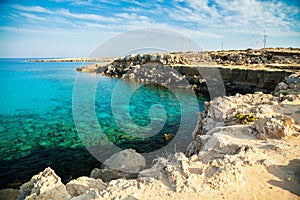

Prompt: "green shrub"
[234,113,257,124]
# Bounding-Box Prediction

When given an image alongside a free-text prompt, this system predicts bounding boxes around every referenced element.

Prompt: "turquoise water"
[0,59,205,188]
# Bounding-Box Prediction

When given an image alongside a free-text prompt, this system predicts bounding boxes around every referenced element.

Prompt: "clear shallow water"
[0,59,205,188]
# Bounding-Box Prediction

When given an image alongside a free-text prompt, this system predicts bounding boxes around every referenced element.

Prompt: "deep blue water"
[0,58,204,188]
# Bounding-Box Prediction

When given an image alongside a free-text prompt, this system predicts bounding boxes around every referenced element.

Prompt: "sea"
[0,58,205,188]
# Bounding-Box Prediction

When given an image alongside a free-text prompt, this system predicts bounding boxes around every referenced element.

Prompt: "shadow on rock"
[266,159,300,196]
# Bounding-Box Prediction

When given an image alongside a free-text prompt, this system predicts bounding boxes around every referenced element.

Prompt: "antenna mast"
[263,29,267,48]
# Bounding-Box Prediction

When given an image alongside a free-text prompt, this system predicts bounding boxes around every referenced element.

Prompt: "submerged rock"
[0,188,19,200]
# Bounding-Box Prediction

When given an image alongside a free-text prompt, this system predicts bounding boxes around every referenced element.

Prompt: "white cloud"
[57,9,117,22]
[52,0,119,6]
[217,0,298,27]
[121,0,146,6]
[84,22,109,29]
[18,13,47,21]
[114,13,149,21]
[12,4,52,13]
[167,0,299,37]
[11,0,299,39]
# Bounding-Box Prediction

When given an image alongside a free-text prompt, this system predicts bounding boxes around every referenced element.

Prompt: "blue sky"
[0,0,299,57]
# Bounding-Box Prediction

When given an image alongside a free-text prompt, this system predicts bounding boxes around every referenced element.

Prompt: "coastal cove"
[3,47,299,199]
[0,59,205,189]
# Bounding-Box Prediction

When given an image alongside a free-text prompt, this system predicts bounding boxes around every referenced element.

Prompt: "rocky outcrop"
[209,48,300,66]
[76,63,108,73]
[139,153,192,192]
[184,91,299,157]
[216,67,292,94]
[274,72,300,101]
[90,149,146,182]
[19,167,71,200]
[77,48,299,95]
[78,48,300,72]
[139,148,252,192]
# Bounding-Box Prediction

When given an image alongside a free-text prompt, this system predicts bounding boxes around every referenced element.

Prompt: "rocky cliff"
[77,48,299,96]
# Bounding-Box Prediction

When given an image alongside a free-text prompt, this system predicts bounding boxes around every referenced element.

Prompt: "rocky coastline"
[77,48,299,95]
[1,48,300,200]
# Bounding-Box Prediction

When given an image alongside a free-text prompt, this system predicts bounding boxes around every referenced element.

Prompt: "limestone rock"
[184,135,211,157]
[164,153,191,191]
[100,179,140,199]
[90,167,129,183]
[198,126,256,161]
[274,72,300,98]
[285,72,300,85]
[188,91,298,146]
[70,188,101,200]
[140,153,191,191]
[275,82,288,91]
[103,149,146,173]
[254,115,296,139]
[19,167,71,200]
[149,54,159,62]
[77,63,108,74]
[66,176,106,197]
[138,162,164,180]
[90,149,146,182]
[207,98,229,121]
[90,168,102,179]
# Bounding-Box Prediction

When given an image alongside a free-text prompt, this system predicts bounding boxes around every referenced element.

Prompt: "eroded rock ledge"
[77,48,299,95]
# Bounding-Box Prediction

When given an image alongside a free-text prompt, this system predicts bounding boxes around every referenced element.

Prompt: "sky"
[0,0,299,58]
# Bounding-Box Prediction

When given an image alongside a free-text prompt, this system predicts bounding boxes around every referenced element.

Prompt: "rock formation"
[90,149,146,182]
[66,177,106,197]
[18,167,71,200]
[77,48,299,95]
[274,71,300,101]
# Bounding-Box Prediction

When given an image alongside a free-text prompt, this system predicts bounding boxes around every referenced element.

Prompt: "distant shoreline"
[26,57,113,63]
